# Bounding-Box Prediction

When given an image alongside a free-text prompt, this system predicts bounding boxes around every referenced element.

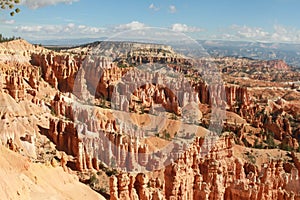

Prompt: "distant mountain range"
[198,40,300,68]
[29,37,108,47]
[32,38,300,68]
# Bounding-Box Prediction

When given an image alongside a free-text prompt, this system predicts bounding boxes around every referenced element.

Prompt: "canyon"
[0,39,300,199]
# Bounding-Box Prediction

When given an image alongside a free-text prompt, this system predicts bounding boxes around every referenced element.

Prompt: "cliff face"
[42,56,300,200]
[0,60,41,101]
[48,92,173,172]
[30,53,80,91]
[0,49,50,158]
[0,39,47,64]
[31,51,252,118]
[1,40,300,200]
[69,41,178,59]
[110,135,300,200]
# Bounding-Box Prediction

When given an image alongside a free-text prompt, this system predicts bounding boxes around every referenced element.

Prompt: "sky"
[1,0,300,43]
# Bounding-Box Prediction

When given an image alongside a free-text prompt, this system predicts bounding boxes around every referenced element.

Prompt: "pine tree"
[0,0,21,16]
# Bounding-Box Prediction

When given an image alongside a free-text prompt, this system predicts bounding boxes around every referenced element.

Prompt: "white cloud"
[219,33,235,40]
[231,25,270,39]
[3,20,15,25]
[16,25,43,33]
[214,24,300,43]
[271,25,300,42]
[13,21,148,40]
[114,21,146,31]
[11,21,300,44]
[171,23,203,33]
[13,21,148,39]
[169,5,177,13]
[12,21,206,41]
[21,0,79,9]
[13,23,105,39]
[149,3,159,11]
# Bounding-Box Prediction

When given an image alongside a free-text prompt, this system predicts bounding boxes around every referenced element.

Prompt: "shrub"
[105,168,118,177]
[245,152,256,164]
[265,135,276,149]
[281,143,292,152]
[89,174,99,187]
[171,113,178,120]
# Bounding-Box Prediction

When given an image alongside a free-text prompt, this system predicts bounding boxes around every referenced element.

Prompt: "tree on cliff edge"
[1,0,20,16]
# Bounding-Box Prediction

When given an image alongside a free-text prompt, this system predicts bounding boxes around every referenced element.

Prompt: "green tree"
[281,143,292,152]
[89,173,99,187]
[0,33,20,43]
[1,0,21,16]
[265,131,276,149]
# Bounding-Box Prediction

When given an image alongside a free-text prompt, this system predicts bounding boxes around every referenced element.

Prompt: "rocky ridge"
[0,39,300,199]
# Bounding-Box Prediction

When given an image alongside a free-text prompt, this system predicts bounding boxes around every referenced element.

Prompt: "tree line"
[0,34,21,43]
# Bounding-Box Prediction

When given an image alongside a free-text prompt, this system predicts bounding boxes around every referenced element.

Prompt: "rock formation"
[1,40,300,200]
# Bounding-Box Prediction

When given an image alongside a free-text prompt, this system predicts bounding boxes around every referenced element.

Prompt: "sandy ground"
[233,144,296,170]
[0,145,105,200]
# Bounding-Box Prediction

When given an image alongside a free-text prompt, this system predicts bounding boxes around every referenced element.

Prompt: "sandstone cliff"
[1,39,300,200]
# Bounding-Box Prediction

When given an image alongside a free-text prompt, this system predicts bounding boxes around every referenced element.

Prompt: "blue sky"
[1,0,300,43]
